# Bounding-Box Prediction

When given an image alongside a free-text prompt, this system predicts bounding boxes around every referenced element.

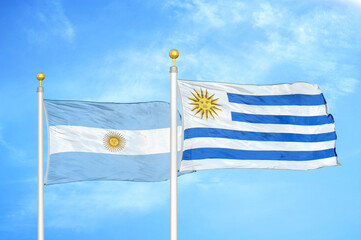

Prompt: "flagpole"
[169,49,179,240]
[37,72,45,240]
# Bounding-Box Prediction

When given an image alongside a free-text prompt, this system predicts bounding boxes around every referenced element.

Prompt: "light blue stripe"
[44,99,181,130]
[46,152,186,185]
[231,112,335,126]
[182,148,337,161]
[227,93,326,106]
[184,128,337,142]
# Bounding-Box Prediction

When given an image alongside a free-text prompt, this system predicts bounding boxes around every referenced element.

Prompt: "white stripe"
[184,121,335,135]
[227,102,327,116]
[179,157,339,171]
[183,138,336,152]
[50,125,182,155]
[178,79,322,95]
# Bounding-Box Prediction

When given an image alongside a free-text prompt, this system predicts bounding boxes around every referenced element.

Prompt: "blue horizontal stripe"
[182,148,337,161]
[184,128,337,142]
[44,99,181,130]
[46,152,188,185]
[231,112,334,126]
[227,93,326,106]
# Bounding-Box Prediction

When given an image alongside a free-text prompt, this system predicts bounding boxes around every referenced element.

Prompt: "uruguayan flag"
[44,100,181,184]
[178,79,339,171]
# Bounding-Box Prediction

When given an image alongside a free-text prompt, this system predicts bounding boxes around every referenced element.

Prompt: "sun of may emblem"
[103,131,126,152]
[188,88,222,119]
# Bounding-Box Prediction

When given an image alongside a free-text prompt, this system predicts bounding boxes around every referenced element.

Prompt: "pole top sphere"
[37,72,45,81]
[169,49,179,66]
[169,49,179,60]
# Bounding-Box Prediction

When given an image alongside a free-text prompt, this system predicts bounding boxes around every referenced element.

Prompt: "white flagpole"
[169,49,179,240]
[37,72,45,240]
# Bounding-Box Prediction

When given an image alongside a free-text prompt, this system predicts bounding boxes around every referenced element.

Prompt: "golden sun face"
[103,132,126,152]
[188,88,222,119]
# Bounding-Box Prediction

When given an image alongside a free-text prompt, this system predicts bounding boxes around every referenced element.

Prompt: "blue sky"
[1,0,361,239]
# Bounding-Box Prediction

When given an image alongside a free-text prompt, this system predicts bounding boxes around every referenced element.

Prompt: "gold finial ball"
[169,49,179,60]
[36,72,45,81]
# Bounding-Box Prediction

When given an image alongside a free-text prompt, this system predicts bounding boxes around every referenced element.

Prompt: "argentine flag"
[178,79,339,171]
[44,100,181,184]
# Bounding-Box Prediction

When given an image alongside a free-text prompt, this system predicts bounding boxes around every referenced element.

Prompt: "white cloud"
[29,0,75,43]
[4,181,169,231]
[339,78,359,93]
[44,182,168,229]
[88,1,360,109]
[57,1,360,110]
[253,2,284,27]
[321,77,359,108]
[165,0,246,28]
[333,0,361,7]
[93,47,172,103]
[4,173,202,231]
[248,3,361,107]
[0,127,26,161]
